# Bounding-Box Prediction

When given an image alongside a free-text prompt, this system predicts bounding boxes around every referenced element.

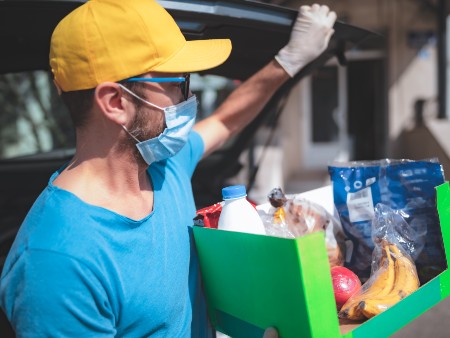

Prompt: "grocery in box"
[193,158,449,338]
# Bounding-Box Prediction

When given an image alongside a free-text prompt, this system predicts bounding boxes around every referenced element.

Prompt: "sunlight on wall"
[389,45,437,139]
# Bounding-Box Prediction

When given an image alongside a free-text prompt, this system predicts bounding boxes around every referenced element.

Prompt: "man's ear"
[95,82,131,125]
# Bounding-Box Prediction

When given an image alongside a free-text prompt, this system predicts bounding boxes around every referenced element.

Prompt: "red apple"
[330,266,361,310]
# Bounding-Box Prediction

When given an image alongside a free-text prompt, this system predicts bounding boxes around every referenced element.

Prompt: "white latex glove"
[275,4,337,77]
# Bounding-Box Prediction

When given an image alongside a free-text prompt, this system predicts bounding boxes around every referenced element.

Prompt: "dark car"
[0,0,376,335]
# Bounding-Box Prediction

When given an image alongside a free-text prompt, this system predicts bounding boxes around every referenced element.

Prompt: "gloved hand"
[275,4,337,77]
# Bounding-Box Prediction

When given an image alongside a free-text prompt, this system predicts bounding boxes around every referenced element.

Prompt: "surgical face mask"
[119,84,197,165]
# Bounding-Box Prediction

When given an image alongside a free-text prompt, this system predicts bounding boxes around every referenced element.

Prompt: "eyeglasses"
[123,74,190,101]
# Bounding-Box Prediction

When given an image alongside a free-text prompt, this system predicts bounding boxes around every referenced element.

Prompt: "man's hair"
[60,82,146,128]
[60,88,95,128]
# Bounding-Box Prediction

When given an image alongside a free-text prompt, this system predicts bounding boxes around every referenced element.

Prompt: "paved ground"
[392,296,450,338]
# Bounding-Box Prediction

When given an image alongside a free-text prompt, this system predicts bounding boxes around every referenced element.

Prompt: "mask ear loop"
[121,125,141,143]
[118,84,164,111]
[118,84,162,144]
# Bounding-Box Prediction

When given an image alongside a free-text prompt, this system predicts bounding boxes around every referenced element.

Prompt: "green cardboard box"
[193,183,450,338]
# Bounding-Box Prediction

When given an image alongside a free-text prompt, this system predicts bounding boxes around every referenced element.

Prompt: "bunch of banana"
[339,240,420,320]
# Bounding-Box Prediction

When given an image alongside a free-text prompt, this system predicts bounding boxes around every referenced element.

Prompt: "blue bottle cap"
[222,185,247,200]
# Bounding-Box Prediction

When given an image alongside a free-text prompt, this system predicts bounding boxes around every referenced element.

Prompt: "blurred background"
[253,1,450,337]
[235,0,450,205]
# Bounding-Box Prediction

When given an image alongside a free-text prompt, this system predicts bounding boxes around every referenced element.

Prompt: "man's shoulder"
[10,186,108,262]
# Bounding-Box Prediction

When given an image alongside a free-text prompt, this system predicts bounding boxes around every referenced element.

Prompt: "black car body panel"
[1,0,373,78]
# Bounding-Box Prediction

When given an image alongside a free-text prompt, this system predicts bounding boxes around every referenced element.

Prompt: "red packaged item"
[194,203,223,229]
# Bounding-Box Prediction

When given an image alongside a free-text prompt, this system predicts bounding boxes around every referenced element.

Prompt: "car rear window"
[0,71,74,160]
[0,72,236,160]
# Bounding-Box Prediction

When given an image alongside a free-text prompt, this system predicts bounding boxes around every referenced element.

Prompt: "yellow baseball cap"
[50,0,232,92]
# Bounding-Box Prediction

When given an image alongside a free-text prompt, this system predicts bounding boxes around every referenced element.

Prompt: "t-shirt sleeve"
[175,130,205,177]
[1,249,116,337]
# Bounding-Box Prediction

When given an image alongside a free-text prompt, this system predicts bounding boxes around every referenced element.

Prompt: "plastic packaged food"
[339,204,421,320]
[263,187,347,267]
[194,203,223,229]
[329,158,445,282]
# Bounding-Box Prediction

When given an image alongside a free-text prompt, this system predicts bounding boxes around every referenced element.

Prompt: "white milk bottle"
[218,185,266,235]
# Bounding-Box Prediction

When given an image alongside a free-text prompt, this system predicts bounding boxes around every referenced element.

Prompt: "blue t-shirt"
[0,132,211,337]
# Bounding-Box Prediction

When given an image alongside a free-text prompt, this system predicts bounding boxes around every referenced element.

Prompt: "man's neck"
[53,154,154,221]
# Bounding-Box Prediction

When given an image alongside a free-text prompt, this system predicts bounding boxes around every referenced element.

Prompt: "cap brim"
[152,39,232,73]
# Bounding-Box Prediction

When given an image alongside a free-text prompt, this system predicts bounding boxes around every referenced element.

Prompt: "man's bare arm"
[193,60,289,157]
[194,4,336,157]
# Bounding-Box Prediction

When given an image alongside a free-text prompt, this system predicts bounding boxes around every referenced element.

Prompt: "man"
[0,0,336,336]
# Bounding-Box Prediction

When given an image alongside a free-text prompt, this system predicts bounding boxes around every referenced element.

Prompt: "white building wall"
[280,0,438,161]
